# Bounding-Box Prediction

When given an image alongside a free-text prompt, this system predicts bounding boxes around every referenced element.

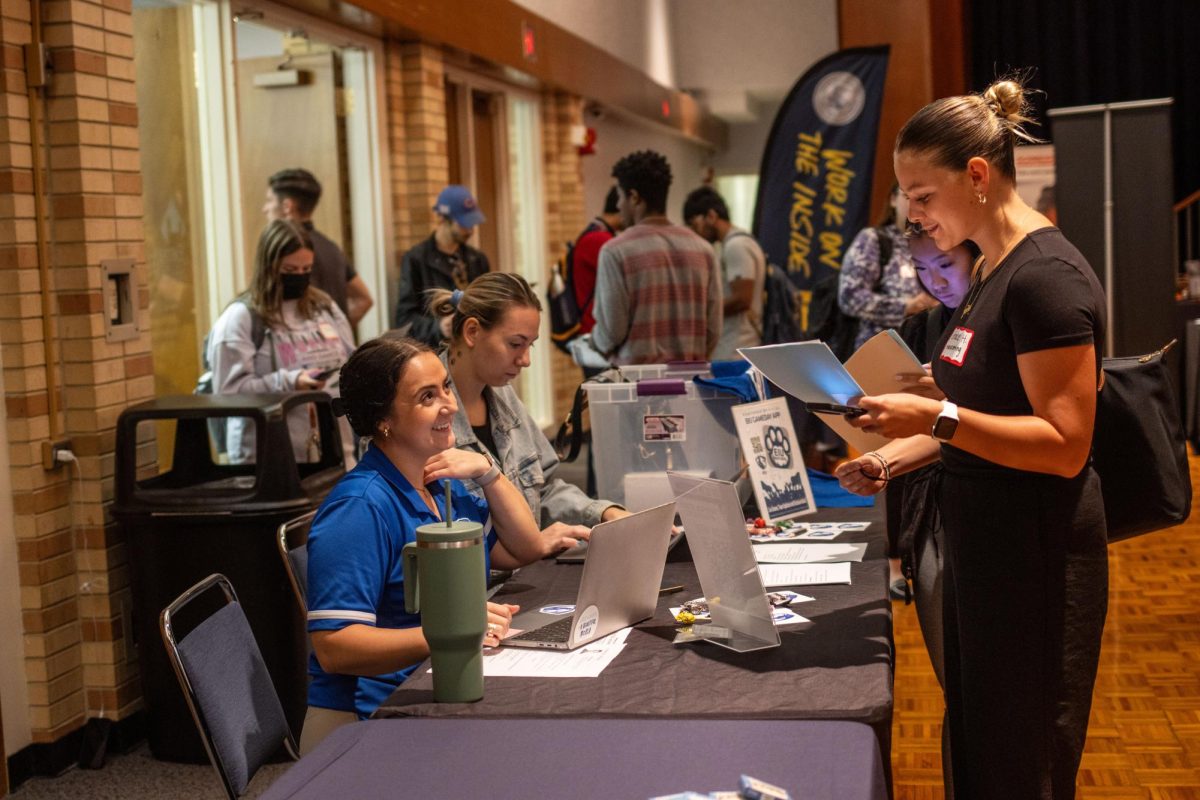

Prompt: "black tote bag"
[1094,341,1192,542]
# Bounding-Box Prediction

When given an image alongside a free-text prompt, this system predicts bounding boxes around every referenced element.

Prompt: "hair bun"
[983,79,1026,121]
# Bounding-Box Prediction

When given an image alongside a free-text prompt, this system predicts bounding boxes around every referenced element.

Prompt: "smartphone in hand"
[310,367,339,381]
[805,402,868,418]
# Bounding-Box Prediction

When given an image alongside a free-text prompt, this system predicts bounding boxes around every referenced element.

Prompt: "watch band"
[932,401,960,442]
[476,452,502,487]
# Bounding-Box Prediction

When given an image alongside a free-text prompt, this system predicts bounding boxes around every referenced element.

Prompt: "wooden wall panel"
[839,0,967,219]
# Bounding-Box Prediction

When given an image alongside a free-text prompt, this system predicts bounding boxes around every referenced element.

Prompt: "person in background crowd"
[836,77,1108,799]
[264,168,374,326]
[848,227,980,799]
[838,184,938,351]
[207,219,355,464]
[682,185,766,360]
[427,273,628,549]
[571,186,623,347]
[303,336,550,752]
[591,150,722,364]
[393,185,490,347]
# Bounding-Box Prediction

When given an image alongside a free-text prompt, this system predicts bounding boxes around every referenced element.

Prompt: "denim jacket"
[440,351,614,528]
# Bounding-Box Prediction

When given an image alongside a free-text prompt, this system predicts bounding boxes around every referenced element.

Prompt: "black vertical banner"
[752,46,890,330]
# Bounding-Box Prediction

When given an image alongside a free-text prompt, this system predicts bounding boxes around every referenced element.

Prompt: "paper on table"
[758,562,852,587]
[740,331,925,452]
[752,542,868,564]
[472,628,631,678]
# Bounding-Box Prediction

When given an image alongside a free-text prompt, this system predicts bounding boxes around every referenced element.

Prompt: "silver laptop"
[667,472,781,653]
[504,502,675,650]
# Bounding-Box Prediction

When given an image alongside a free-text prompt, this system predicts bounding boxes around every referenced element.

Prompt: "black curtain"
[969,0,1200,204]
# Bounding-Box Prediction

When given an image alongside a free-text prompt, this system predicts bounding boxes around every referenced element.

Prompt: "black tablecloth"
[376,506,892,751]
[262,718,887,800]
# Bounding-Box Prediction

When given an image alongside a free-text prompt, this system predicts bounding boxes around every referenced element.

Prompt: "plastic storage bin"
[585,364,743,509]
[113,392,344,763]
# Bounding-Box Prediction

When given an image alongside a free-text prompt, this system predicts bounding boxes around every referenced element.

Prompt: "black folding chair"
[159,573,298,799]
[277,510,315,613]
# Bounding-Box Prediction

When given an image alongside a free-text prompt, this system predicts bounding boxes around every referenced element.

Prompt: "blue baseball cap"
[433,185,486,228]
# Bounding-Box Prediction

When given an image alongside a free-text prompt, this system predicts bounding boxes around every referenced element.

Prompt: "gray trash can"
[113,393,344,762]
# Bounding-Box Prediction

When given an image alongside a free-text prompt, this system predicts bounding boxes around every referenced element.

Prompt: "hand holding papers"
[739,331,926,452]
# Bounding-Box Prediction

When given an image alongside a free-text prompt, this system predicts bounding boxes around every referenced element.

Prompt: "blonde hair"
[426,272,542,342]
[248,219,333,326]
[895,77,1041,181]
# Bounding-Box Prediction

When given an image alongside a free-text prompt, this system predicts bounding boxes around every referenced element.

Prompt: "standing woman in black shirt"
[835,78,1107,799]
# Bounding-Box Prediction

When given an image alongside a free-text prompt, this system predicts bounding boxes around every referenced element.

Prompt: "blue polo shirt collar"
[357,443,451,520]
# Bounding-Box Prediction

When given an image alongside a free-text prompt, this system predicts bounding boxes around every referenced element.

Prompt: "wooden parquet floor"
[891,454,1200,799]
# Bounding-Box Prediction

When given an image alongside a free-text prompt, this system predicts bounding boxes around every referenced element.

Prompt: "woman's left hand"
[846,394,943,440]
[423,449,491,484]
[484,602,519,648]
[895,364,945,401]
[540,522,591,556]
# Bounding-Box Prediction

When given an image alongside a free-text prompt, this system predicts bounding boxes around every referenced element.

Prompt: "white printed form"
[475,628,632,678]
[751,542,868,564]
[757,562,853,587]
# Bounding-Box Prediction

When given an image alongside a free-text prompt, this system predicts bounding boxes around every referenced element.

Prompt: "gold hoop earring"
[976,192,987,205]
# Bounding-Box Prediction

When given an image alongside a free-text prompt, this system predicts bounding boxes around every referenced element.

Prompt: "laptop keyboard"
[510,616,573,643]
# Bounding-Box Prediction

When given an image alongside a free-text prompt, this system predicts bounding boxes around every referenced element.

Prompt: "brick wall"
[386,41,449,270]
[3,0,152,746]
[539,89,586,423]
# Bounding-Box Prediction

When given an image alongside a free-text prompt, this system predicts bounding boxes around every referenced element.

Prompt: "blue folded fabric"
[694,360,758,403]
[807,467,876,508]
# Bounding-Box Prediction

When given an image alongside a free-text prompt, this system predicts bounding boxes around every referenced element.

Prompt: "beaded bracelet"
[862,451,892,484]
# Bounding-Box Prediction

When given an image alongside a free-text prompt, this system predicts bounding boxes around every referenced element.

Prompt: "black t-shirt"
[471,396,498,458]
[931,228,1106,466]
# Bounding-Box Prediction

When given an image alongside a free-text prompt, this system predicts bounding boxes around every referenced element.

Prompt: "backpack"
[548,219,614,354]
[195,297,267,394]
[802,226,892,361]
[726,230,802,345]
[195,298,269,456]
[760,264,805,345]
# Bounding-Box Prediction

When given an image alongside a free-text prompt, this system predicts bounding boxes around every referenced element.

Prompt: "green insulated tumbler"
[402,483,487,703]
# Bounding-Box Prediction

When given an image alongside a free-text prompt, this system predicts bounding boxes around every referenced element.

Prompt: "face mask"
[280,272,310,300]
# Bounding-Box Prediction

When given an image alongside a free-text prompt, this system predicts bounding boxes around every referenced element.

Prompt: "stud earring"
[976,192,987,205]
[382,427,391,438]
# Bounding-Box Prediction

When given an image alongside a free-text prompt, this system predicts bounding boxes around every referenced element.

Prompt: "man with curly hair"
[591,150,722,364]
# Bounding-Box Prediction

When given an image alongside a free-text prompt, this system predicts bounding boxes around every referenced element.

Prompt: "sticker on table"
[574,605,600,641]
[643,414,686,442]
[539,605,575,616]
[771,607,809,626]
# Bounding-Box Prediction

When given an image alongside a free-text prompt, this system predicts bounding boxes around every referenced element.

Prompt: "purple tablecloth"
[261,718,887,800]
[376,507,893,769]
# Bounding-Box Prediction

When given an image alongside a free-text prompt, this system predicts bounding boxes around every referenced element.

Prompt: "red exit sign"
[521,22,536,62]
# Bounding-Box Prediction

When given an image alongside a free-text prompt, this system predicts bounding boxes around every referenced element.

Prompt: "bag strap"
[552,381,589,463]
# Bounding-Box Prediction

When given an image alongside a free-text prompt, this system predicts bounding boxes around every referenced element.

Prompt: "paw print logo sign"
[764,426,792,469]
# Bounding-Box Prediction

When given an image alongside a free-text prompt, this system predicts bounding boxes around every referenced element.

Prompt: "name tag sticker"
[940,327,974,366]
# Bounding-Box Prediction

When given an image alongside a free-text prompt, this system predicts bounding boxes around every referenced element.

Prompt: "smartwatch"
[932,401,960,442]
[476,452,502,487]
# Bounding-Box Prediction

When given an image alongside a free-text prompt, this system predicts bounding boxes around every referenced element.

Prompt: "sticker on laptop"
[574,605,600,641]
[643,414,686,442]
[539,605,575,616]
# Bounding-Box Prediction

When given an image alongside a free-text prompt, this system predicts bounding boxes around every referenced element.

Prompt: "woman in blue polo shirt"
[301,336,548,753]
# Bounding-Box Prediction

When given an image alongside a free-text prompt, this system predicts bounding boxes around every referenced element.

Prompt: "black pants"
[939,464,1107,799]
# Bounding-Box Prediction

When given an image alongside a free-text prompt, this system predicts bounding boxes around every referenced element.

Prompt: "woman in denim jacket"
[426,273,627,554]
